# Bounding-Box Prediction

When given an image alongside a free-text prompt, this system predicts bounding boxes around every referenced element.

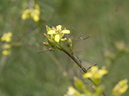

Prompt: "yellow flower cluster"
[46,25,70,42]
[22,4,40,22]
[113,79,128,96]
[1,32,12,55]
[1,32,12,42]
[83,66,108,85]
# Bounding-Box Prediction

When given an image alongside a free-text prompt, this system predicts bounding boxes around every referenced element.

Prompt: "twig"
[79,34,91,40]
[36,48,53,56]
[87,64,97,71]
[115,0,122,12]
[76,55,89,84]
[58,47,108,96]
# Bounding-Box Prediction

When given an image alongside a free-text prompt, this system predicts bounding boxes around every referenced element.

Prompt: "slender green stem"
[57,44,108,96]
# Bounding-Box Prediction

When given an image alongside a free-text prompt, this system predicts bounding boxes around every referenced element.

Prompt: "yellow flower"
[22,4,40,22]
[1,32,12,42]
[83,66,108,85]
[113,79,128,96]
[64,86,81,96]
[47,25,70,42]
[2,50,10,55]
[104,50,115,59]
[30,4,40,22]
[115,41,128,52]
[22,9,30,20]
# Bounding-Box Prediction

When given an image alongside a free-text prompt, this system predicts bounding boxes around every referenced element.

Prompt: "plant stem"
[58,47,108,96]
[115,0,122,12]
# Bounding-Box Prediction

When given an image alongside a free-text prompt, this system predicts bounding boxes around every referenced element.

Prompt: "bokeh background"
[0,0,129,96]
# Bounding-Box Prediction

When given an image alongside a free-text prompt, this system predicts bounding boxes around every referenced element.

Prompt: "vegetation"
[0,0,129,96]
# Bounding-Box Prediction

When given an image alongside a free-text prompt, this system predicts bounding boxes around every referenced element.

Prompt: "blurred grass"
[0,0,129,96]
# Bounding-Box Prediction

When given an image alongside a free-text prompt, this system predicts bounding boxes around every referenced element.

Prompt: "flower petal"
[47,30,55,34]
[83,73,92,78]
[56,25,62,30]
[55,34,60,42]
[46,25,52,32]
[6,38,11,42]
[8,32,12,37]
[91,66,98,73]
[62,30,70,34]
[98,69,108,77]
[61,38,67,41]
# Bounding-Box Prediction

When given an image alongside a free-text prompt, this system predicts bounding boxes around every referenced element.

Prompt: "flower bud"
[47,38,56,49]
[43,33,48,37]
[68,38,72,44]
[48,38,54,44]
[3,44,11,49]
[66,43,70,47]
[48,47,53,51]
[43,42,49,46]
[67,38,72,48]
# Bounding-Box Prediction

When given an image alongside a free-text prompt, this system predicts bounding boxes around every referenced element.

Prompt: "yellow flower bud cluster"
[1,32,12,55]
[83,66,108,85]
[22,4,40,22]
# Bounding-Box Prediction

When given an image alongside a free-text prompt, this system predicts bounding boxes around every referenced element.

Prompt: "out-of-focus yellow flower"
[46,25,70,42]
[115,41,128,52]
[84,87,102,96]
[83,66,108,85]
[22,4,40,22]
[1,32,12,42]
[1,32,12,56]
[22,9,30,20]
[64,86,102,96]
[104,50,115,60]
[2,50,10,55]
[30,4,40,22]
[2,44,11,56]
[64,86,81,96]
[113,79,128,96]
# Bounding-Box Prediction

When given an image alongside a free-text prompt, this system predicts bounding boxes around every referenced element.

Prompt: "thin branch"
[58,47,108,96]
[87,64,97,71]
[115,0,122,12]
[76,55,89,84]
[79,34,91,40]
[36,48,53,56]
[36,50,50,56]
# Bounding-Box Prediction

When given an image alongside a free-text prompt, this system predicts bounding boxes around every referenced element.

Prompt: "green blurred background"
[0,0,129,96]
